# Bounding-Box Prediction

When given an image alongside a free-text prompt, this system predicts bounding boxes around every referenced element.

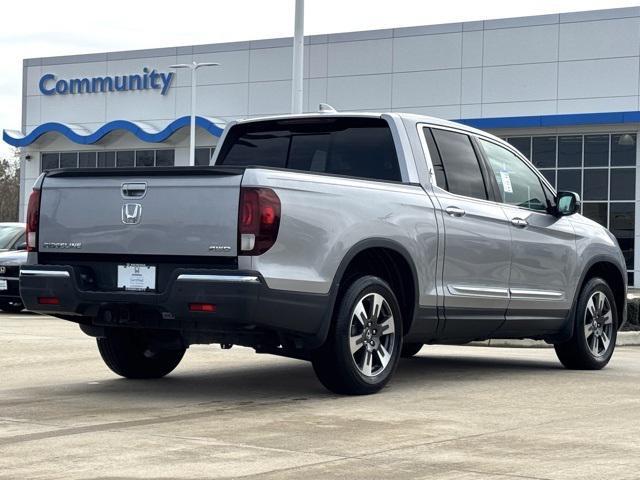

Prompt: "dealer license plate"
[117,264,156,291]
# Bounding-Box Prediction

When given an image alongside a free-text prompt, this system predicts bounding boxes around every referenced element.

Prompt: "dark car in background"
[0,223,26,313]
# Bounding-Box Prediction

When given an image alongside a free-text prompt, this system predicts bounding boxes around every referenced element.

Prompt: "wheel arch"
[324,238,420,340]
[556,255,627,343]
[579,258,627,330]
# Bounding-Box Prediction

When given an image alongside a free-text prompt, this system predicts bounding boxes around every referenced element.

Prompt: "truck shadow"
[51,350,563,404]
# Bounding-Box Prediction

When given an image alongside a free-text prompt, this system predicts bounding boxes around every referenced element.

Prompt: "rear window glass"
[216,118,401,182]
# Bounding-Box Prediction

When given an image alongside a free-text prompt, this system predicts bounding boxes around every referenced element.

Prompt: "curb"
[470,331,640,348]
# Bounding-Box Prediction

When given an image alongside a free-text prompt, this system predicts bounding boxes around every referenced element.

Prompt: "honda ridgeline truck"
[20,112,627,395]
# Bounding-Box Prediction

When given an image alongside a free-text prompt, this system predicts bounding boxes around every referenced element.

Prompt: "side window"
[430,128,488,200]
[422,128,448,190]
[479,138,548,212]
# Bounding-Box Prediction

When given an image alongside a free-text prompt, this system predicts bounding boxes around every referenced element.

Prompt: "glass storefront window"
[44,149,176,171]
[557,169,582,197]
[59,152,78,168]
[135,150,154,167]
[583,169,607,201]
[97,151,115,168]
[195,148,212,166]
[116,151,134,168]
[610,202,635,269]
[584,135,609,167]
[558,136,582,168]
[41,153,59,170]
[610,168,636,201]
[156,150,175,167]
[78,152,96,168]
[583,202,608,228]
[532,136,556,168]
[611,134,636,166]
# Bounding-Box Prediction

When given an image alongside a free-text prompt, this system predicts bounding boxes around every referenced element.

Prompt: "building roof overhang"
[4,110,640,149]
[2,116,226,147]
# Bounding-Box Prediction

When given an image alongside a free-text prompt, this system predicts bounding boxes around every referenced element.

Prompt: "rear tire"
[554,277,617,370]
[401,343,423,358]
[312,275,403,395]
[97,329,186,379]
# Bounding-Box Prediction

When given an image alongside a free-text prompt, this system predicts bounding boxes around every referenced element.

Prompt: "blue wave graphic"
[3,116,225,147]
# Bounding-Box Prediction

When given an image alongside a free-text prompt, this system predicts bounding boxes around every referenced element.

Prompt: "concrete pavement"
[1,312,639,479]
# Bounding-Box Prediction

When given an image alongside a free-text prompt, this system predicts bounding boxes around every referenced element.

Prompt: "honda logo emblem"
[122,203,142,225]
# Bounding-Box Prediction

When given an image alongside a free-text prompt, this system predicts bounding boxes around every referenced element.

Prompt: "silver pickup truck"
[20,112,627,395]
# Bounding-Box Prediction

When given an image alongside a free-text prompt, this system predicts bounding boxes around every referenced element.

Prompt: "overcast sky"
[1,0,639,158]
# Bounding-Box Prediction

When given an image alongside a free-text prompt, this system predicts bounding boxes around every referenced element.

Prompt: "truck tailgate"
[39,169,243,257]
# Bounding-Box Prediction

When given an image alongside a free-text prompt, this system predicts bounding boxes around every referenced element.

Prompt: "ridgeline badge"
[39,67,174,96]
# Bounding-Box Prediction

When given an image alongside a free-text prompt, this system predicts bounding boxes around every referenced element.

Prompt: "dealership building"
[3,6,640,284]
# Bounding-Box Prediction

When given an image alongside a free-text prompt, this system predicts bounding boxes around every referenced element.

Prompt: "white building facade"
[4,6,640,284]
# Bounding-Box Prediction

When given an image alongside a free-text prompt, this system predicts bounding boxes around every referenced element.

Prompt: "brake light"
[26,189,41,252]
[189,303,217,312]
[238,187,281,255]
[38,296,59,305]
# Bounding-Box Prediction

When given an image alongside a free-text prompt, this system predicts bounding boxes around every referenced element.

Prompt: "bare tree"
[0,154,20,222]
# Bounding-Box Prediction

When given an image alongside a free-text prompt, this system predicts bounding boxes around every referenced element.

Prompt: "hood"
[0,250,28,266]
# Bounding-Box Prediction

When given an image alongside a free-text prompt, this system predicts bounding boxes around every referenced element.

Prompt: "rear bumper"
[20,266,330,348]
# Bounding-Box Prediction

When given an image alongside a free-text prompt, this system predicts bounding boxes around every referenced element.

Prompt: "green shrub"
[624,297,640,331]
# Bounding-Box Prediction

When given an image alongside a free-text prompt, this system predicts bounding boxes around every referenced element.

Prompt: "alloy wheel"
[348,292,396,377]
[584,290,614,357]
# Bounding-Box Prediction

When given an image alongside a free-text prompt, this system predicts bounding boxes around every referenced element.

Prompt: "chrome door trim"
[448,285,564,301]
[20,270,70,278]
[509,288,565,301]
[447,285,510,299]
[176,274,260,284]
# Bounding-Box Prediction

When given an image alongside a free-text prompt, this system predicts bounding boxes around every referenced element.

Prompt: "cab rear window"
[216,117,401,182]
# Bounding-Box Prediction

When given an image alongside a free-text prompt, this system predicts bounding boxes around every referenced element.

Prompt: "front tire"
[97,329,186,379]
[554,277,618,370]
[312,276,403,395]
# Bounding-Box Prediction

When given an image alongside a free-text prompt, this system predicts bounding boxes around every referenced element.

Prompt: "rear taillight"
[38,296,59,305]
[238,187,281,255]
[189,303,217,313]
[26,189,41,252]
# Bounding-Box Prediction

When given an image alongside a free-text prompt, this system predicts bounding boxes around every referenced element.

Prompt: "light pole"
[170,61,220,166]
[291,0,304,114]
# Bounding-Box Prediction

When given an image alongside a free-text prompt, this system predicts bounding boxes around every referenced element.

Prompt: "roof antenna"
[318,103,337,113]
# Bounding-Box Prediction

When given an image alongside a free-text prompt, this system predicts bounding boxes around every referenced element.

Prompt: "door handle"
[121,182,147,199]
[445,206,466,217]
[511,217,528,228]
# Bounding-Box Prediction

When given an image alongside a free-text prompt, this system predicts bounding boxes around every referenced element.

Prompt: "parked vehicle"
[0,250,27,313]
[0,223,26,252]
[20,113,627,394]
[0,223,26,313]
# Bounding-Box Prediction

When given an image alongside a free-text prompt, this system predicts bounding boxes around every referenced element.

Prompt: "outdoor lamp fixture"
[169,61,220,166]
[618,133,636,146]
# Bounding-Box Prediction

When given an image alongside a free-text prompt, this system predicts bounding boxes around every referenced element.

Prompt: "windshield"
[0,226,23,250]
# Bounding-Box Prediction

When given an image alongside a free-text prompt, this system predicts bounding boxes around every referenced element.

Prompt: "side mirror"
[15,242,27,251]
[556,191,581,216]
